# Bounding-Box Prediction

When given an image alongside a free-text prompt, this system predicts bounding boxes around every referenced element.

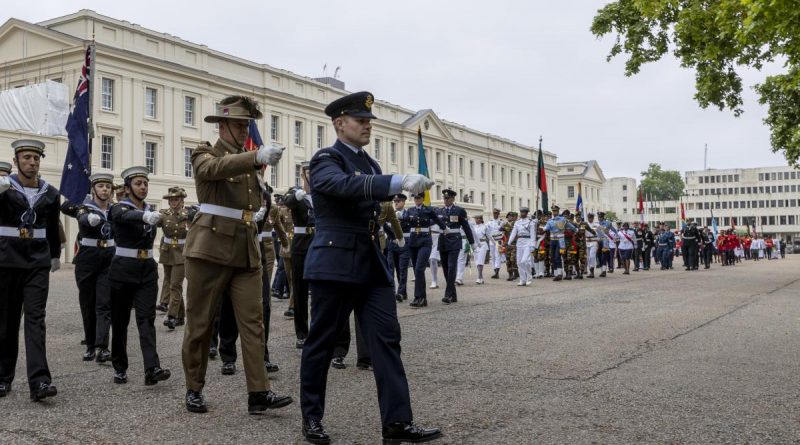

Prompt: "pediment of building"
[401,109,453,142]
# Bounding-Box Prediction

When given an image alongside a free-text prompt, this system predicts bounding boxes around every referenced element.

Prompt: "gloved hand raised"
[142,210,161,225]
[401,174,435,195]
[295,189,306,201]
[254,206,267,223]
[256,142,285,166]
[87,213,103,227]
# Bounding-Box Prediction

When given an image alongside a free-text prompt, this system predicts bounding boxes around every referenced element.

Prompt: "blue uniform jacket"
[304,140,396,285]
[436,205,475,252]
[401,205,445,248]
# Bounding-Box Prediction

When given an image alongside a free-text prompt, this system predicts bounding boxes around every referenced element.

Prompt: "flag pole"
[87,39,95,175]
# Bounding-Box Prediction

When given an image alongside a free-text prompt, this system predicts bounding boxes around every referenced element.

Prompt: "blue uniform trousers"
[549,240,563,270]
[387,244,410,297]
[439,248,460,299]
[661,248,673,268]
[301,280,412,426]
[409,245,432,298]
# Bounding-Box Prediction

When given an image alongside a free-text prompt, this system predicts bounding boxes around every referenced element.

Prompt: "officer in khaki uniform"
[158,187,195,330]
[181,95,292,414]
[278,198,295,317]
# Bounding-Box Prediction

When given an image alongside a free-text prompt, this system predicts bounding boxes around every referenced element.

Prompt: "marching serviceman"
[299,91,441,444]
[181,95,292,414]
[284,164,315,350]
[507,207,534,286]
[681,221,701,271]
[428,219,442,289]
[387,194,411,301]
[437,189,476,305]
[595,211,616,277]
[533,211,548,279]
[501,211,518,281]
[573,212,594,279]
[403,192,446,308]
[0,139,61,401]
[108,166,171,387]
[486,208,504,279]
[0,161,11,175]
[543,205,576,281]
[658,222,676,269]
[641,223,655,270]
[158,187,193,330]
[471,214,490,284]
[68,172,115,363]
[584,213,599,278]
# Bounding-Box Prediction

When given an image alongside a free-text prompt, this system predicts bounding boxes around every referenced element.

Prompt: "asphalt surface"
[1,256,799,444]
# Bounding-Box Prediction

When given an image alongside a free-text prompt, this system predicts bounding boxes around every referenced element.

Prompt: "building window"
[145,141,156,174]
[622,196,627,202]
[294,121,303,145]
[511,169,515,185]
[459,157,464,176]
[491,165,496,182]
[101,78,114,111]
[270,115,280,141]
[270,165,278,187]
[481,192,485,205]
[501,167,506,184]
[184,147,193,178]
[447,154,452,174]
[374,138,381,160]
[481,163,485,181]
[100,135,113,169]
[567,167,574,172]
[408,145,415,167]
[501,195,506,209]
[390,142,397,164]
[622,184,627,191]
[519,171,523,187]
[145,87,157,119]
[184,96,196,126]
[317,125,325,149]
[567,186,575,198]
[469,160,474,178]
[295,164,302,187]
[435,152,442,172]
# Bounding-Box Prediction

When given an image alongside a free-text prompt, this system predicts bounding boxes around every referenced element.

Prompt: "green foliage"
[591,0,800,167]
[640,163,685,200]
[604,210,619,222]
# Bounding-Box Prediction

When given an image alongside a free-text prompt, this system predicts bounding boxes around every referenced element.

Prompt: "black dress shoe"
[248,390,293,414]
[395,294,403,303]
[209,346,218,359]
[553,275,562,281]
[505,276,515,281]
[80,339,87,345]
[331,357,346,369]
[96,348,111,363]
[284,308,295,318]
[221,361,236,375]
[382,421,442,444]
[0,382,11,397]
[356,361,372,371]
[409,298,419,308]
[83,347,96,361]
[302,418,331,444]
[441,296,452,305]
[186,390,208,413]
[264,361,279,373]
[144,367,171,386]
[155,303,168,313]
[296,338,306,349]
[175,318,185,326]
[30,382,57,401]
[164,317,177,330]
[113,370,128,384]
[599,271,607,277]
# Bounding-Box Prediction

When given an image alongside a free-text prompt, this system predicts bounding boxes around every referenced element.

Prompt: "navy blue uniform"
[437,205,475,301]
[387,209,412,299]
[284,191,315,341]
[658,231,675,269]
[402,205,445,299]
[300,140,412,427]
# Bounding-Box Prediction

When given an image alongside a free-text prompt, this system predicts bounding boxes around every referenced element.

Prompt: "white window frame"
[294,120,304,146]
[145,141,157,174]
[184,96,196,126]
[100,135,114,169]
[270,115,280,141]
[101,78,114,111]
[184,147,193,178]
[144,87,157,119]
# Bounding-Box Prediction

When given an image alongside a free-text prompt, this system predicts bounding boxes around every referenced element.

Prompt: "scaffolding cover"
[0,80,69,137]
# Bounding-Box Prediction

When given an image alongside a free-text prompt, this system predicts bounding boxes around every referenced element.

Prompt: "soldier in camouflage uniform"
[501,211,518,281]
[563,211,577,280]
[574,212,596,279]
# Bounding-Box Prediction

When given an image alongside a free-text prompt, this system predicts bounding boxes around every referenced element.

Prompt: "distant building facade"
[556,160,606,215]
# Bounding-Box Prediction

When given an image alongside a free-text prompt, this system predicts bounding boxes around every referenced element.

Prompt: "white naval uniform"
[456,228,467,282]
[472,223,489,265]
[508,217,534,284]
[585,222,599,269]
[487,217,505,269]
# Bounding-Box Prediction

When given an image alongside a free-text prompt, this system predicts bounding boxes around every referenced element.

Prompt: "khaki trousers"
[162,264,186,319]
[182,257,268,392]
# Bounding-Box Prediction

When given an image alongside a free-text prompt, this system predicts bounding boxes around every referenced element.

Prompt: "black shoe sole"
[221,369,236,375]
[186,404,208,413]
[83,354,96,361]
[248,397,293,414]
[383,431,443,444]
[331,363,346,370]
[144,370,171,386]
[30,387,57,401]
[303,433,332,444]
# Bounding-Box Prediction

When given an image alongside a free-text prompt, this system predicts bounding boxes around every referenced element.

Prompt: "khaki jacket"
[278,206,293,258]
[377,202,403,251]
[184,139,264,269]
[158,207,190,265]
[261,206,290,251]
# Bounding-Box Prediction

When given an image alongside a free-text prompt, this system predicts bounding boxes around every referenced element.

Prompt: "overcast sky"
[2,1,790,179]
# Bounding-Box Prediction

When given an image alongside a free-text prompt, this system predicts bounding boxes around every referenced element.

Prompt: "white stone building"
[0,10,559,260]
[556,160,606,215]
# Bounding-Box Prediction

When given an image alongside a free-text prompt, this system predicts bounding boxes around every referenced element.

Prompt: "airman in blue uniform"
[401,192,446,308]
[299,91,441,445]
[543,204,576,281]
[387,193,411,302]
[658,223,676,269]
[436,189,476,304]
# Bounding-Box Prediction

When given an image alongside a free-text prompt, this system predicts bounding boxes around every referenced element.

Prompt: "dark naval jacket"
[436,205,475,252]
[400,204,445,248]
[0,174,61,269]
[284,189,315,256]
[73,198,116,266]
[304,140,395,285]
[109,199,158,284]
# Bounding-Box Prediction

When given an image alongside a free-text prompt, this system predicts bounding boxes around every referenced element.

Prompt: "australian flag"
[60,46,92,204]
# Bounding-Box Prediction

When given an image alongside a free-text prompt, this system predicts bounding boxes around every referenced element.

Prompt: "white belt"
[551,234,564,239]
[403,233,411,238]
[81,238,115,248]
[443,228,461,235]
[0,226,46,239]
[294,226,315,234]
[259,232,274,241]
[199,203,255,222]
[115,247,153,259]
[162,237,186,246]
[411,227,430,233]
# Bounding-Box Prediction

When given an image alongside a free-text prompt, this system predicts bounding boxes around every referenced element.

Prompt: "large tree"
[591,0,800,167]
[640,163,684,200]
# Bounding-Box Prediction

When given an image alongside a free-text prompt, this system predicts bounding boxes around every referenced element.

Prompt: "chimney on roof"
[314,77,345,90]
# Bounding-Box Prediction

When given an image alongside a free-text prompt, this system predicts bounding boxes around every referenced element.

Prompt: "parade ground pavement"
[2,256,799,444]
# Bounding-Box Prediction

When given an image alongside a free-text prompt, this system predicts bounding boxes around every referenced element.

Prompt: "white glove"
[50,258,61,272]
[142,211,161,225]
[395,211,402,219]
[401,174,435,195]
[254,206,267,223]
[87,213,102,227]
[0,176,9,194]
[396,237,406,248]
[256,142,285,166]
[295,189,306,201]
[471,244,477,252]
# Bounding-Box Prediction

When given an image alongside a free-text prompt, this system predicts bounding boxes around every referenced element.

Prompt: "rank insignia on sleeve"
[354,171,361,176]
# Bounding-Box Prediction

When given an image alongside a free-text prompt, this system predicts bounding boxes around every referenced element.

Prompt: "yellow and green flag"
[418,127,431,205]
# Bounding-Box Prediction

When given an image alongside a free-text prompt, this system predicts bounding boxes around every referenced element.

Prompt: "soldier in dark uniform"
[0,139,61,401]
[387,194,411,302]
[437,189,475,305]
[66,172,115,363]
[501,211,518,281]
[284,164,315,350]
[563,210,576,280]
[403,192,446,308]
[108,166,171,386]
[299,91,441,444]
[158,187,194,329]
[641,223,654,270]
[681,221,701,271]
[633,222,644,271]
